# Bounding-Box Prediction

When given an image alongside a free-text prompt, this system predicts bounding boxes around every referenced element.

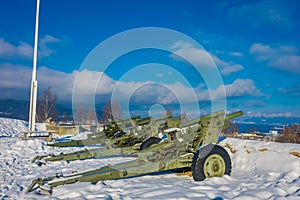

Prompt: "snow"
[0,118,46,138]
[0,117,299,199]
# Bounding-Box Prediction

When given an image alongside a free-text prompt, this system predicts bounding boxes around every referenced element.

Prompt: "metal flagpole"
[29,0,40,131]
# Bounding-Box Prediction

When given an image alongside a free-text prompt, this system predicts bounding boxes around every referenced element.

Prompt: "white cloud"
[250,43,300,73]
[0,63,31,89]
[39,68,117,101]
[170,41,214,68]
[277,84,300,96]
[246,111,294,118]
[0,35,60,59]
[0,39,33,59]
[225,79,261,97]
[211,79,261,100]
[39,35,60,57]
[212,55,244,76]
[0,39,15,57]
[17,42,33,58]
[245,99,265,107]
[228,0,294,28]
[215,50,244,57]
[120,78,261,104]
[229,52,244,57]
[155,73,164,78]
[0,64,261,106]
[0,63,33,100]
[170,41,244,76]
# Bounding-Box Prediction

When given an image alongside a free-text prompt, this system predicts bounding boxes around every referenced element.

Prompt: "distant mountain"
[0,99,73,121]
[0,99,29,120]
[0,99,299,126]
[237,115,300,126]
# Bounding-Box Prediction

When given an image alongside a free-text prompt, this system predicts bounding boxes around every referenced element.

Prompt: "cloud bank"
[228,0,295,28]
[170,41,244,76]
[0,64,260,105]
[250,43,300,74]
[0,35,60,60]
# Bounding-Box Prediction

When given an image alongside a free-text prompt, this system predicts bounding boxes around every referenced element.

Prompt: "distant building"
[269,130,278,139]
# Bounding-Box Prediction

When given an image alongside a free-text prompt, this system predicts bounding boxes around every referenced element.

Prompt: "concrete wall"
[46,124,103,135]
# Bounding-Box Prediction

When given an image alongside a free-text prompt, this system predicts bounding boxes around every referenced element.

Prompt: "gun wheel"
[192,144,231,181]
[140,137,161,150]
[112,131,126,139]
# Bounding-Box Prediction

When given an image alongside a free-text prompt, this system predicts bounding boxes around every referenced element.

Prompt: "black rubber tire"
[192,144,232,181]
[139,137,162,150]
[112,131,126,139]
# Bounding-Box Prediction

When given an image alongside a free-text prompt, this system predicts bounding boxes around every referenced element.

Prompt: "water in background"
[238,123,284,134]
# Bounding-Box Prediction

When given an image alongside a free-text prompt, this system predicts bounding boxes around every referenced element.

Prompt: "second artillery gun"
[46,114,172,148]
[32,114,179,164]
[27,110,243,195]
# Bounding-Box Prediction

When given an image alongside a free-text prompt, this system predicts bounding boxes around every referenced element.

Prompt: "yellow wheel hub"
[203,154,226,178]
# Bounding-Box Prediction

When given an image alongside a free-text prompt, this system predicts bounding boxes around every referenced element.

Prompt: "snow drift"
[0,117,299,199]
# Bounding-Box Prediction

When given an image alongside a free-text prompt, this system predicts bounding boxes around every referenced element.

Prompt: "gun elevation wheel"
[140,137,161,150]
[192,144,231,181]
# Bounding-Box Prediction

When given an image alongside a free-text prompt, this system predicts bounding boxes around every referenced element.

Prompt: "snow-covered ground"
[0,117,299,200]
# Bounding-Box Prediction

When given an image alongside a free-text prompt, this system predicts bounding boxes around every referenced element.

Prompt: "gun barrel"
[179,110,243,128]
[152,114,171,121]
[180,110,225,128]
[225,110,243,120]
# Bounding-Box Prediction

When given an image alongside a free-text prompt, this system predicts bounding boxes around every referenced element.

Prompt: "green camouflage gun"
[27,110,243,195]
[32,114,174,164]
[47,114,170,148]
[32,115,179,165]
[46,115,141,147]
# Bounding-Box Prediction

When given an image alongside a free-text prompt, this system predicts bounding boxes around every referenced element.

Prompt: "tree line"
[36,87,300,143]
[35,87,122,124]
[223,122,300,144]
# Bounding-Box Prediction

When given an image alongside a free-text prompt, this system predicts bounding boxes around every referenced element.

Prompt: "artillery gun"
[46,114,171,148]
[32,114,177,164]
[27,110,243,195]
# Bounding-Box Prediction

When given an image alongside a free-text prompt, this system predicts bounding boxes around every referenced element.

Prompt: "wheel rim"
[203,154,226,178]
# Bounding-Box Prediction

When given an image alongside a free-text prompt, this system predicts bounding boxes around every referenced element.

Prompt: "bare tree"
[181,111,187,121]
[74,105,97,125]
[36,87,58,122]
[74,105,86,124]
[223,121,240,135]
[101,101,123,123]
[165,106,173,117]
[276,123,300,143]
[86,108,97,125]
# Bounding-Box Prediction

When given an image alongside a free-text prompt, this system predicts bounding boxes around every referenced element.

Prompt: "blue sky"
[0,0,300,118]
